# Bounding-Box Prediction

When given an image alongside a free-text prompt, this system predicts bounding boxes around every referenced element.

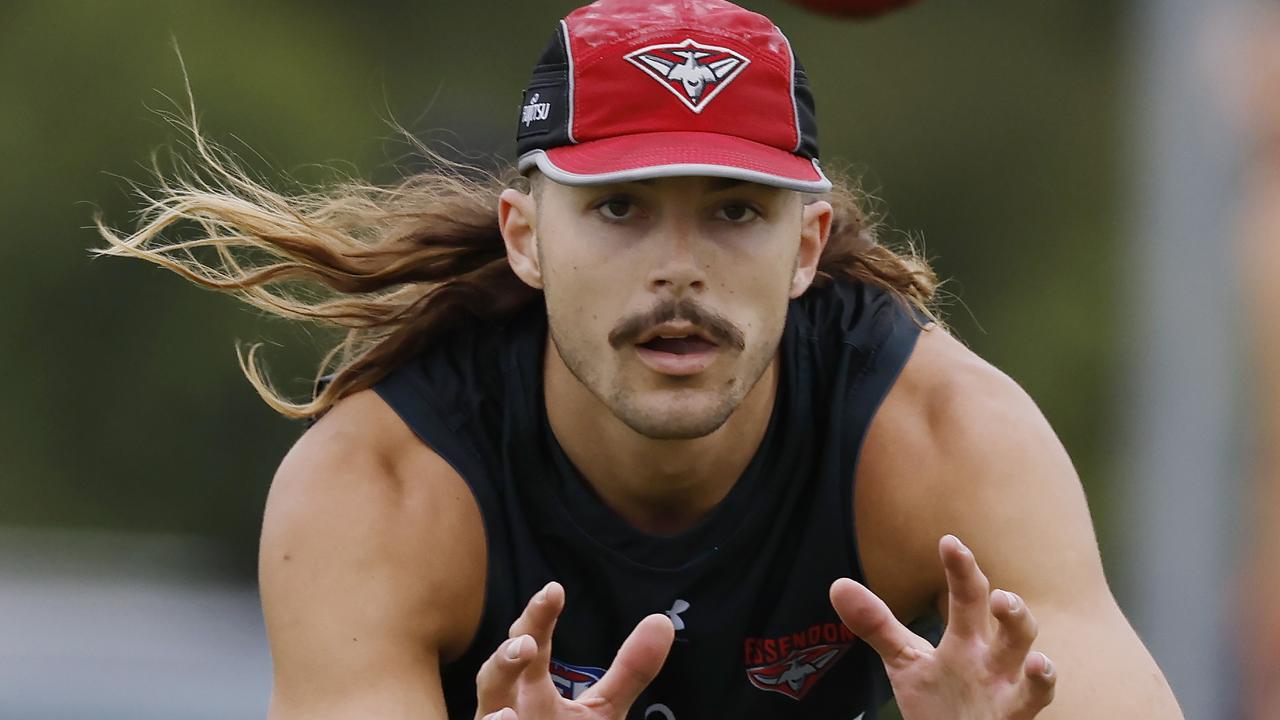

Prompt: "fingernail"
[506,636,525,660]
[1040,653,1054,678]
[1003,590,1020,611]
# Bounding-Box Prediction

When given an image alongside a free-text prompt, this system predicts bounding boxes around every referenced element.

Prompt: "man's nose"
[645,220,708,294]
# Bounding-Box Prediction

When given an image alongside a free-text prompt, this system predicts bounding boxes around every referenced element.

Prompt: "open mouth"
[637,335,719,355]
[633,326,721,376]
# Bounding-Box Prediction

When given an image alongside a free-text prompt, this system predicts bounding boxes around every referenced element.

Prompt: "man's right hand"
[474,582,675,720]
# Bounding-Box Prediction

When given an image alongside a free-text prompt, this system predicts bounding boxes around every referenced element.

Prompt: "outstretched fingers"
[1019,650,1057,713]
[989,588,1038,674]
[991,588,1054,715]
[475,582,565,718]
[830,577,931,669]
[940,535,993,639]
[578,614,676,715]
[475,634,538,717]
[508,581,565,676]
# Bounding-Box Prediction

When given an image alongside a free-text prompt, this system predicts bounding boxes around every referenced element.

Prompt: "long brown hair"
[93,121,939,421]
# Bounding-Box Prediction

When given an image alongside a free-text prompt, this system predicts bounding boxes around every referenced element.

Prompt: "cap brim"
[517,131,832,193]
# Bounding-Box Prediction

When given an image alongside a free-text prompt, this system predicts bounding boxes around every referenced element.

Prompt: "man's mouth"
[633,324,721,376]
[637,335,719,355]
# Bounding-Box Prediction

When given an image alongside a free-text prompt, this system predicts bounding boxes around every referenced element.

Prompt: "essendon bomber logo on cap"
[624,38,750,113]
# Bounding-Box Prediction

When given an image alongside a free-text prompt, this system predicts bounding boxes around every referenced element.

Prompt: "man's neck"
[544,340,777,536]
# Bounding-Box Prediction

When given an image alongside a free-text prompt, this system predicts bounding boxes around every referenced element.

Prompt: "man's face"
[506,175,827,440]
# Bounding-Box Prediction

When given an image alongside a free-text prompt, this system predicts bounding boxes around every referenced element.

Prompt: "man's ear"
[498,187,543,289]
[790,199,833,298]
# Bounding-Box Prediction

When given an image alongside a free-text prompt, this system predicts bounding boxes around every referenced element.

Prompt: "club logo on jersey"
[743,622,856,700]
[549,659,606,700]
[746,643,849,700]
[624,38,750,113]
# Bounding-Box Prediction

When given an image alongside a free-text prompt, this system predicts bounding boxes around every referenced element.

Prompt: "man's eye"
[597,198,637,221]
[717,203,760,223]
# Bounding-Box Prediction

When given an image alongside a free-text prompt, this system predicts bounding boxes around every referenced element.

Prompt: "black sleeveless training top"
[372,279,923,720]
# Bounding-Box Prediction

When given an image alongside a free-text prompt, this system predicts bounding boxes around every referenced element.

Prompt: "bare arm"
[852,329,1183,718]
[259,390,486,720]
[927,368,1180,717]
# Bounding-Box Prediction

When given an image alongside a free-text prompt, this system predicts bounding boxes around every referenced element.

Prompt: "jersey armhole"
[843,298,946,652]
[841,297,925,589]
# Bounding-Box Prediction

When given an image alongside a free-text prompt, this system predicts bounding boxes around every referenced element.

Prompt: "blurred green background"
[1,0,1123,579]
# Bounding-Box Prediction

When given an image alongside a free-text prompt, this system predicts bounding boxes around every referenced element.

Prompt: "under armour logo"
[624,38,750,113]
[664,599,690,631]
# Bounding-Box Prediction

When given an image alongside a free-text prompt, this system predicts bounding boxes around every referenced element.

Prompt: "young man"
[98,0,1183,718]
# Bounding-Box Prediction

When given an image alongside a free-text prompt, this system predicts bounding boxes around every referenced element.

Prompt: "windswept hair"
[94,119,940,421]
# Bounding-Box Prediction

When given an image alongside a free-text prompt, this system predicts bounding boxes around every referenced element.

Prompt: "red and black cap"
[515,0,831,193]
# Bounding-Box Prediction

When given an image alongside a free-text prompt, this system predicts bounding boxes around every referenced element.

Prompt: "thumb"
[830,578,930,669]
[577,614,675,715]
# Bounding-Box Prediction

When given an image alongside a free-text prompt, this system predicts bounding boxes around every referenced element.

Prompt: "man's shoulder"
[894,325,1044,447]
[864,324,1063,499]
[267,389,480,562]
[288,388,450,488]
[263,388,487,661]
[857,325,1018,498]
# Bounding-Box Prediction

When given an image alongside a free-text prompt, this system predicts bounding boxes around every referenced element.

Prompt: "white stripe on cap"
[517,149,833,194]
[559,19,577,144]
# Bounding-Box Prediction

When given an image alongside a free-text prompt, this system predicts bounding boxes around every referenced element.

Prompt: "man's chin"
[608,389,738,440]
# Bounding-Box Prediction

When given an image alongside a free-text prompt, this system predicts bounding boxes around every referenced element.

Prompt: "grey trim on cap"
[517,150,833,194]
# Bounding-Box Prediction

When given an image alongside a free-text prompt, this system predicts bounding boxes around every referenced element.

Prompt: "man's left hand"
[831,534,1056,720]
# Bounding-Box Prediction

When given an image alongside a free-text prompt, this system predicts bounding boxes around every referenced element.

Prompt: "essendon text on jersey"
[743,622,855,666]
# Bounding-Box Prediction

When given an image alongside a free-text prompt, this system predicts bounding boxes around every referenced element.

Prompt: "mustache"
[607,298,746,351]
